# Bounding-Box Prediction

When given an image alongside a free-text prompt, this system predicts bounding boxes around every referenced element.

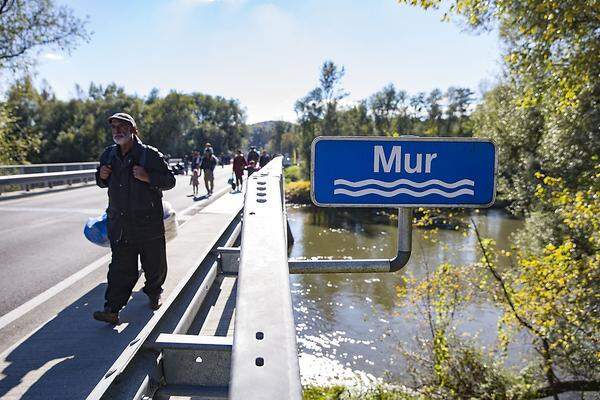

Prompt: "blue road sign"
[311,136,497,208]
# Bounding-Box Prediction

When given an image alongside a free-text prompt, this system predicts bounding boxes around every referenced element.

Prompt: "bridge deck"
[0,190,243,400]
[196,276,237,337]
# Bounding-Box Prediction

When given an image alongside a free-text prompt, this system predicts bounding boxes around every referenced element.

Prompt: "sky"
[32,0,502,124]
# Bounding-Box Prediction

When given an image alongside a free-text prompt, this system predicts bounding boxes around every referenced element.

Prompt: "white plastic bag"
[163,200,178,241]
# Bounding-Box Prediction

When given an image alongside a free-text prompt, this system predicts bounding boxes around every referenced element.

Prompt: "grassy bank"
[303,386,419,400]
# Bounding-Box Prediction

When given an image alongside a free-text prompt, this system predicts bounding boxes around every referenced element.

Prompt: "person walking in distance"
[247,146,259,164]
[93,112,176,325]
[190,168,200,196]
[200,148,219,195]
[259,150,271,168]
[190,150,201,171]
[232,149,247,191]
[246,160,258,177]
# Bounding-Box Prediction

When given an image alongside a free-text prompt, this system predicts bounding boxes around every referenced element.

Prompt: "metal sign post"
[289,136,497,274]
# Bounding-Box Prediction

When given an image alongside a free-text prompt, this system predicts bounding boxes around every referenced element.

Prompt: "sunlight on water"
[288,206,525,387]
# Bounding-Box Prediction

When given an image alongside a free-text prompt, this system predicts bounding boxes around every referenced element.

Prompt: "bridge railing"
[0,159,182,194]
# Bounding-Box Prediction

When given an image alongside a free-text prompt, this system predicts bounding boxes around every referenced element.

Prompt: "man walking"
[259,150,271,168]
[247,146,259,164]
[200,148,219,195]
[93,112,176,325]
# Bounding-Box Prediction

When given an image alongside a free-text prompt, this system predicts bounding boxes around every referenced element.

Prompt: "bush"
[284,164,303,183]
[285,180,311,204]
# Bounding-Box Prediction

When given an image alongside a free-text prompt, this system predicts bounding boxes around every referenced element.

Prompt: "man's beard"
[113,133,132,145]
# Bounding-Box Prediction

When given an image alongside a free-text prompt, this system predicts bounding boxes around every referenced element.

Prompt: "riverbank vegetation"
[388,0,600,398]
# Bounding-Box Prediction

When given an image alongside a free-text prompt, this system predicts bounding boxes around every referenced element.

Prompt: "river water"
[287,205,526,387]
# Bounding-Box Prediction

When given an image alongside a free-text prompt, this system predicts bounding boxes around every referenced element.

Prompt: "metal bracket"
[288,208,412,274]
[216,246,240,274]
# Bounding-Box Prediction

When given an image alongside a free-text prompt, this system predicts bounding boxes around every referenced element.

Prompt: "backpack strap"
[139,145,148,168]
[107,146,118,167]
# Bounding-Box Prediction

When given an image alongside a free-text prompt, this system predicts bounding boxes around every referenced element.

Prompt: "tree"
[369,84,406,135]
[295,61,348,172]
[0,102,17,164]
[397,0,600,396]
[445,87,474,135]
[0,79,247,163]
[0,0,90,73]
[425,88,443,135]
[472,171,600,398]
[398,0,600,192]
[270,121,292,154]
[409,92,427,121]
[3,76,43,162]
[338,101,373,137]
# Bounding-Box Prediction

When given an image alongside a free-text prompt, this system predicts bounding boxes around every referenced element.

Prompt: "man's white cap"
[108,112,137,129]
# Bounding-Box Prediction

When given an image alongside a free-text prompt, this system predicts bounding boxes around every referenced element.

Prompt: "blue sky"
[33,0,501,123]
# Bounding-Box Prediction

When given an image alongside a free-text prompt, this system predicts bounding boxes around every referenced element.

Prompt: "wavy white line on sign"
[333,178,474,189]
[334,187,475,198]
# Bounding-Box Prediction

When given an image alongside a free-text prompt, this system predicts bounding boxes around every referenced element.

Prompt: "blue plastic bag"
[84,212,110,247]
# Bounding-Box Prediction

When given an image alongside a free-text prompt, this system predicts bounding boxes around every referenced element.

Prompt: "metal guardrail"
[0,169,97,194]
[229,159,302,399]
[0,159,181,174]
[0,162,99,194]
[0,159,182,194]
[0,162,99,174]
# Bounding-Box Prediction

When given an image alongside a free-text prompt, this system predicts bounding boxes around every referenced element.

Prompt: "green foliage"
[0,78,248,163]
[303,385,420,400]
[284,165,303,183]
[390,3,600,392]
[303,386,346,400]
[475,171,600,390]
[471,84,544,211]
[394,169,600,396]
[248,120,297,155]
[1,77,43,162]
[0,0,90,72]
[0,102,18,164]
[295,61,348,172]
[398,0,600,214]
[285,180,311,204]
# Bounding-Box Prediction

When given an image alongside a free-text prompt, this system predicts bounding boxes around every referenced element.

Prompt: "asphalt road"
[0,166,233,317]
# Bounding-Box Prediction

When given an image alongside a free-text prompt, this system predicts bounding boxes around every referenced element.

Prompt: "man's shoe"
[149,296,162,310]
[93,308,119,325]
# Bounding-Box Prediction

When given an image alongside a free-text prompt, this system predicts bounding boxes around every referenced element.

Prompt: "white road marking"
[0,206,103,215]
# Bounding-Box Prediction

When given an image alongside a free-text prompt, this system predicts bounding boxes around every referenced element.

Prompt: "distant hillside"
[248,120,295,149]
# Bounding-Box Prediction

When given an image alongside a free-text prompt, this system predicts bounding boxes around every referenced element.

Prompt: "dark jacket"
[247,149,259,163]
[259,154,271,168]
[232,154,247,176]
[199,154,219,172]
[96,137,176,244]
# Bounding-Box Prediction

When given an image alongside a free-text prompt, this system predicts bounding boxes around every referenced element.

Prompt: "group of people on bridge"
[185,145,272,197]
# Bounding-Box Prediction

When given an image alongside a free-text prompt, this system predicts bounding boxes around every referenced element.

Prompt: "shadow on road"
[0,285,154,400]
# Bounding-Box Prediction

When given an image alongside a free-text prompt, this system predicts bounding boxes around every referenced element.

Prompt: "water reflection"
[288,205,524,386]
